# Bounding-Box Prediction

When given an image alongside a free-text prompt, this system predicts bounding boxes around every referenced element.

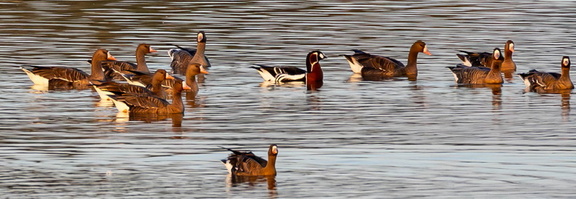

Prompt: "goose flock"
[19,31,574,177]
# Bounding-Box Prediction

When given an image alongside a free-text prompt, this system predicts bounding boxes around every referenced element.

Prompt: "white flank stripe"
[109,97,130,113]
[93,86,113,101]
[256,68,276,82]
[21,67,49,85]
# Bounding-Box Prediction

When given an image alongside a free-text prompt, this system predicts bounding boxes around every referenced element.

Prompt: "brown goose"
[456,40,515,72]
[501,40,517,78]
[100,43,157,80]
[185,63,209,95]
[21,49,116,89]
[94,69,171,101]
[221,144,278,176]
[342,40,431,80]
[448,48,504,85]
[108,79,191,114]
[120,69,175,89]
[518,56,573,92]
[168,31,211,74]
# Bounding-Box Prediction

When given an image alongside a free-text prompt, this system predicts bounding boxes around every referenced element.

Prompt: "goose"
[100,43,157,80]
[501,40,517,78]
[251,50,327,83]
[221,144,278,176]
[93,69,171,101]
[120,69,175,89]
[21,49,116,90]
[518,56,573,92]
[168,31,211,74]
[108,79,190,114]
[448,48,504,85]
[341,40,431,80]
[184,63,209,95]
[456,40,515,72]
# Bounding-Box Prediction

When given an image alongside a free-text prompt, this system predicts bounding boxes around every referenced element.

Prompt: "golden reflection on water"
[225,174,277,196]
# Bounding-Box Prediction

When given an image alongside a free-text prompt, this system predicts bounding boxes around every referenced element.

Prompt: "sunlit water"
[1,1,576,198]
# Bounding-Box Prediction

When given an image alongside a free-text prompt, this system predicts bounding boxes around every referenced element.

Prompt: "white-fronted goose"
[108,79,191,114]
[221,144,278,176]
[184,63,209,95]
[120,69,175,89]
[251,50,327,83]
[21,49,116,89]
[501,40,517,78]
[518,56,573,92]
[93,69,171,101]
[448,48,504,85]
[101,43,157,80]
[342,40,432,80]
[168,31,211,74]
[456,40,515,73]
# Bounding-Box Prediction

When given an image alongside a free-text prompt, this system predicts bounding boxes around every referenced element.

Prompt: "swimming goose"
[108,79,190,114]
[185,63,209,95]
[168,31,211,74]
[456,40,515,72]
[251,50,327,83]
[93,69,171,101]
[518,56,573,92]
[448,48,504,85]
[120,69,175,89]
[221,144,278,176]
[341,40,431,80]
[501,40,517,78]
[21,49,116,90]
[101,43,157,80]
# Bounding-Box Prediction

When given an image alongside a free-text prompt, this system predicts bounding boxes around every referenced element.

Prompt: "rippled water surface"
[2,0,576,198]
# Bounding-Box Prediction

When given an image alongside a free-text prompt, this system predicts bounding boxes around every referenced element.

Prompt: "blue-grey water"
[1,1,576,198]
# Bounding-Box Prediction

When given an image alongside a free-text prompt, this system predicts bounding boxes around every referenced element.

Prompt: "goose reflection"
[225,174,277,191]
[114,112,183,127]
[453,84,503,109]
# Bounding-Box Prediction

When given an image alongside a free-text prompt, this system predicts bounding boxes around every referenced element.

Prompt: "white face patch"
[493,49,501,59]
[563,57,570,66]
[271,145,278,154]
[197,33,204,42]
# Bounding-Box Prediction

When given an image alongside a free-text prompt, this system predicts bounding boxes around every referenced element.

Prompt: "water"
[1,0,576,198]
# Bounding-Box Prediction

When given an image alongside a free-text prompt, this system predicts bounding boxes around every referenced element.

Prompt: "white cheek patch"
[493,49,501,59]
[198,33,204,42]
[563,58,570,66]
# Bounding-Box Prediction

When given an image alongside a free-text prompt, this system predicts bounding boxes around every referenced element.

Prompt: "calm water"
[1,0,576,198]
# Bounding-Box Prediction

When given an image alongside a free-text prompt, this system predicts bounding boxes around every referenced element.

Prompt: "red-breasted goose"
[108,79,191,114]
[101,43,157,80]
[221,144,278,176]
[448,48,504,85]
[518,56,573,92]
[168,31,211,74]
[93,69,171,101]
[251,50,327,83]
[21,49,116,89]
[342,40,431,80]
